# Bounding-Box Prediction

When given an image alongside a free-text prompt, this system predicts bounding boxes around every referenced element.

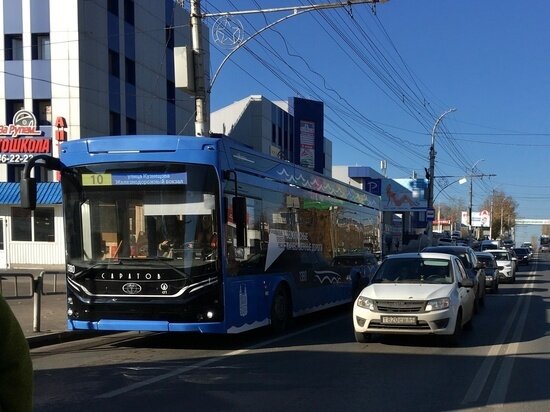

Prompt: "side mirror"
[20,177,37,210]
[459,278,474,288]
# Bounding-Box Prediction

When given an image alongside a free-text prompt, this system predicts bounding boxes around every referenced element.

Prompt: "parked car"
[512,247,530,266]
[422,245,486,312]
[331,252,379,297]
[475,252,499,293]
[353,252,475,345]
[486,249,516,283]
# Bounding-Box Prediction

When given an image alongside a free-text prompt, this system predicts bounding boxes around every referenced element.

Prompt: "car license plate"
[381,316,417,325]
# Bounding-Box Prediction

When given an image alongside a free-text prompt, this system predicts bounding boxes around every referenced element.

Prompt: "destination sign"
[82,172,187,186]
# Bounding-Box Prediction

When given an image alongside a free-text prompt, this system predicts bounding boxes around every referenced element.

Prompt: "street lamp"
[427,108,456,243]
[434,176,467,233]
[434,176,467,202]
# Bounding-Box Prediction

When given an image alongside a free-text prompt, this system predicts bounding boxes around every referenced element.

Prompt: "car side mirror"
[459,278,474,288]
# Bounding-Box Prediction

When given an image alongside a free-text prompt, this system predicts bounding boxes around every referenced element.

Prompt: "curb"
[27,331,99,349]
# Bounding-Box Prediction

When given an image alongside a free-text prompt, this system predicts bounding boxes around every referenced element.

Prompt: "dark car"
[422,245,486,312]
[512,247,530,266]
[475,252,499,293]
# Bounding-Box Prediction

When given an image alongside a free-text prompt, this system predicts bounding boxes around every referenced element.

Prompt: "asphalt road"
[30,256,550,412]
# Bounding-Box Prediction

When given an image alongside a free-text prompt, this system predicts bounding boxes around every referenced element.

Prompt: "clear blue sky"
[203,0,550,235]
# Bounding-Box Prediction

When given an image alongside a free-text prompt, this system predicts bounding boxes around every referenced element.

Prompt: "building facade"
[0,0,204,268]
[211,95,332,176]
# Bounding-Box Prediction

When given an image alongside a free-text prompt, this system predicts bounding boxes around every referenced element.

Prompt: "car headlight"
[425,297,450,312]
[356,296,375,311]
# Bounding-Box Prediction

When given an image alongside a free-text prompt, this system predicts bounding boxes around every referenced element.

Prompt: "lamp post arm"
[208,0,387,91]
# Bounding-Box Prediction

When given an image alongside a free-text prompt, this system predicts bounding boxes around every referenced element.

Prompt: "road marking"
[461,262,538,405]
[486,271,534,407]
[96,315,346,399]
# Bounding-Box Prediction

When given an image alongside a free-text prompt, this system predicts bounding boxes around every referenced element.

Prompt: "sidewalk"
[2,267,77,347]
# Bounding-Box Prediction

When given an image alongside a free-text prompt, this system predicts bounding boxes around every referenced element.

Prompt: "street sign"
[426,208,435,221]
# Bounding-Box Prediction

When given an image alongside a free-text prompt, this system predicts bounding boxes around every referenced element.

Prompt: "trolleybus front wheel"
[270,286,292,333]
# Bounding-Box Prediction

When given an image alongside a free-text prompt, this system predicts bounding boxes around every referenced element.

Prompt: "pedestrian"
[0,294,33,411]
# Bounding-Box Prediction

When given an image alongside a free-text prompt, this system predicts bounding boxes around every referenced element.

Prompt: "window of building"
[32,33,50,60]
[8,164,43,183]
[11,208,32,241]
[124,0,134,25]
[109,50,120,78]
[5,34,23,60]
[33,100,52,125]
[108,0,118,16]
[34,208,55,242]
[126,117,136,134]
[165,26,174,50]
[11,207,55,242]
[125,57,135,85]
[166,80,175,103]
[5,100,24,123]
[110,111,121,135]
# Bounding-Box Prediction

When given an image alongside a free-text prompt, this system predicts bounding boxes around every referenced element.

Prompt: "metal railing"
[1,271,65,332]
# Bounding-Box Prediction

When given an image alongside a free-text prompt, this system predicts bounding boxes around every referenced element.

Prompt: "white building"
[0,0,205,268]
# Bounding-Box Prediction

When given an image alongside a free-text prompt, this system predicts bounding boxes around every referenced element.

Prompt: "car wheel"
[443,311,463,346]
[270,286,292,333]
[354,331,372,343]
[510,275,516,284]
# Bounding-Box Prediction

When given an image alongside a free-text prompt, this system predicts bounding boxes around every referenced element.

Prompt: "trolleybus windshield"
[62,162,220,274]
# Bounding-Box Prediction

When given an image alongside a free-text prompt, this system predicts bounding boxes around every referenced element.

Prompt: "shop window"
[32,33,50,60]
[5,34,23,60]
[33,99,52,125]
[11,208,32,241]
[34,208,55,242]
[11,207,55,242]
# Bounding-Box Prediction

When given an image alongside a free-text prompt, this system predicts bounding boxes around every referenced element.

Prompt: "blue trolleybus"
[21,135,380,333]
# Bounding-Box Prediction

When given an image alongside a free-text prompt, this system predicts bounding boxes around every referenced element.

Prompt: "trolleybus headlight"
[67,297,73,305]
[207,311,214,319]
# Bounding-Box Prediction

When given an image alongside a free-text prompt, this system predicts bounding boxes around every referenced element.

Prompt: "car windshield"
[491,251,509,260]
[372,258,452,284]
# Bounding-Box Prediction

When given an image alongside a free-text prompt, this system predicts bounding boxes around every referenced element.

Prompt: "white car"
[353,252,476,345]
[485,249,516,283]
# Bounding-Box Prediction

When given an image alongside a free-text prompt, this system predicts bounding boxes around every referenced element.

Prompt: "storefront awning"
[0,182,61,205]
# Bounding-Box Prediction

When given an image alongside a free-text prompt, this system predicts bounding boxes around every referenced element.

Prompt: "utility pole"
[468,171,496,239]
[190,0,208,136]
[188,0,388,137]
